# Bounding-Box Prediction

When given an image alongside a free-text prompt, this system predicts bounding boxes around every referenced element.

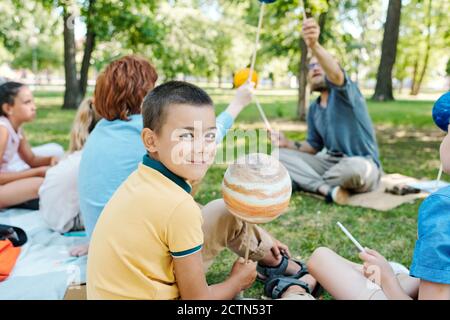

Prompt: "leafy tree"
[447,58,450,77]
[37,0,165,109]
[11,43,62,72]
[0,1,62,70]
[408,0,447,95]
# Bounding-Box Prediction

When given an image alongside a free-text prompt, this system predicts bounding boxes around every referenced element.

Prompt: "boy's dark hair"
[142,81,213,133]
[0,82,25,116]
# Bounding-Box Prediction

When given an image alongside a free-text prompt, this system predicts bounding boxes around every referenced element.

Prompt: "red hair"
[94,55,158,121]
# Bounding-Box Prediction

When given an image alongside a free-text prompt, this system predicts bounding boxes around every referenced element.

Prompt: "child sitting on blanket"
[280,128,450,300]
[0,82,63,210]
[39,98,100,233]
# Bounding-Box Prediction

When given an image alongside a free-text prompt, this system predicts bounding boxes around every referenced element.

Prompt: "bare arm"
[360,248,413,300]
[298,141,318,154]
[0,168,47,185]
[302,18,345,86]
[18,135,54,168]
[174,252,256,300]
[418,280,450,300]
[381,276,413,300]
[440,128,450,173]
[223,82,254,120]
[286,140,318,155]
[0,127,46,184]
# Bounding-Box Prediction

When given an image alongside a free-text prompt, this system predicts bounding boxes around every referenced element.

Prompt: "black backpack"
[0,224,27,247]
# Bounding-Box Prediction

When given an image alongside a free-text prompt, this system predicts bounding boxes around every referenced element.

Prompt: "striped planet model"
[222,153,292,224]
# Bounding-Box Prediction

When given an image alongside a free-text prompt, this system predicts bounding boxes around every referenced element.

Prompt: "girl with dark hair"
[0,82,63,209]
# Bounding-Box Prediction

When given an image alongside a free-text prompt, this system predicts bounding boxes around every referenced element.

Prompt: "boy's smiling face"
[142,103,217,181]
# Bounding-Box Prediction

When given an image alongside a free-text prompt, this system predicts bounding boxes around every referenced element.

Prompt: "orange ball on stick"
[233,68,259,88]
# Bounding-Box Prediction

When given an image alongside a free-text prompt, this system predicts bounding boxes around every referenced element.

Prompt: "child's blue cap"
[432,92,450,132]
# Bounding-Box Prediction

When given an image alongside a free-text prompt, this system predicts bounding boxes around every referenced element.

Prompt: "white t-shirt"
[38,151,83,233]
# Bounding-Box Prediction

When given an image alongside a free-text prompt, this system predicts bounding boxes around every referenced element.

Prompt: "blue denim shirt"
[410,186,450,284]
[306,72,380,167]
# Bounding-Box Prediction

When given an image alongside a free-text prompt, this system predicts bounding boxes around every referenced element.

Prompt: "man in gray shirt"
[273,18,381,204]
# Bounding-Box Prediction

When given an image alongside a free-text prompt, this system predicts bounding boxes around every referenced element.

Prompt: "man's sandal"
[256,254,309,283]
[264,275,323,299]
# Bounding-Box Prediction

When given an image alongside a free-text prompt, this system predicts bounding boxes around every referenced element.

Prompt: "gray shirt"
[306,72,381,167]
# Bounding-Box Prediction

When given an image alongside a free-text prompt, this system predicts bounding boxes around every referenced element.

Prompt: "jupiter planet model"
[222,153,292,224]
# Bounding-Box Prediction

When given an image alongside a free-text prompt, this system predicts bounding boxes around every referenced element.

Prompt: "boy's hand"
[359,248,396,287]
[302,18,320,49]
[229,257,257,291]
[270,238,291,259]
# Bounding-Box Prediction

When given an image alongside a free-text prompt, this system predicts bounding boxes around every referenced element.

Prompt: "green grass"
[28,89,444,299]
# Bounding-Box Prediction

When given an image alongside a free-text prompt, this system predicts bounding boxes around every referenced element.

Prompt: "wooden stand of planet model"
[222,153,292,262]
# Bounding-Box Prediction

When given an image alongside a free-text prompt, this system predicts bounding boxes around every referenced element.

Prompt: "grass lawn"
[27,89,444,299]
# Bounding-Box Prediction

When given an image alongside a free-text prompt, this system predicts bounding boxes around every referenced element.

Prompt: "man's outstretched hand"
[302,18,320,49]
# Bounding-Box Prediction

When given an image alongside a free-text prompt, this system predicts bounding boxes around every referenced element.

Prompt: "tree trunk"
[297,37,308,121]
[297,0,318,121]
[62,7,81,109]
[318,5,328,44]
[411,0,433,96]
[79,0,97,99]
[410,58,419,95]
[371,0,402,102]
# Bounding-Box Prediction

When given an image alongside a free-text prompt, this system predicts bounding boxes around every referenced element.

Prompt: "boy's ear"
[141,128,158,153]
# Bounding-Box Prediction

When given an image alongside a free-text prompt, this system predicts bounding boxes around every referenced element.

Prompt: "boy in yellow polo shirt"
[87,81,316,299]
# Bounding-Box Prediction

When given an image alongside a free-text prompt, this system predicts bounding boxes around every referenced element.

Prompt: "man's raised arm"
[302,18,345,86]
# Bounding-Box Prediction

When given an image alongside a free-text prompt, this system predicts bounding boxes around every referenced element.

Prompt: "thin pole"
[244,223,251,263]
[255,97,272,132]
[337,221,365,253]
[248,2,265,83]
[247,2,272,132]
[299,0,307,21]
[436,163,443,190]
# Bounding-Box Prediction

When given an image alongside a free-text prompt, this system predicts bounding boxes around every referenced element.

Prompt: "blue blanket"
[0,208,87,300]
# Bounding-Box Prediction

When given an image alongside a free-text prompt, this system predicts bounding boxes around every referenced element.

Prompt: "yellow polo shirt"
[87,155,203,300]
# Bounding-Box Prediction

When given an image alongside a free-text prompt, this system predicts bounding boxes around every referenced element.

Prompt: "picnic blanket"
[0,208,87,300]
[347,173,430,211]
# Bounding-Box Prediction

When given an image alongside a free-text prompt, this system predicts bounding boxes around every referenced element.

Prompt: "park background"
[1,0,449,298]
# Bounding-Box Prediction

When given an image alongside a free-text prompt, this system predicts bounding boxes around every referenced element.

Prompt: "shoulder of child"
[422,187,450,212]
[0,125,9,141]
[169,197,202,222]
[418,189,450,235]
[0,124,8,134]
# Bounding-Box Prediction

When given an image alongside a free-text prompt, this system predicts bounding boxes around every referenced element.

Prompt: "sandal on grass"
[257,254,309,283]
[264,275,323,300]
